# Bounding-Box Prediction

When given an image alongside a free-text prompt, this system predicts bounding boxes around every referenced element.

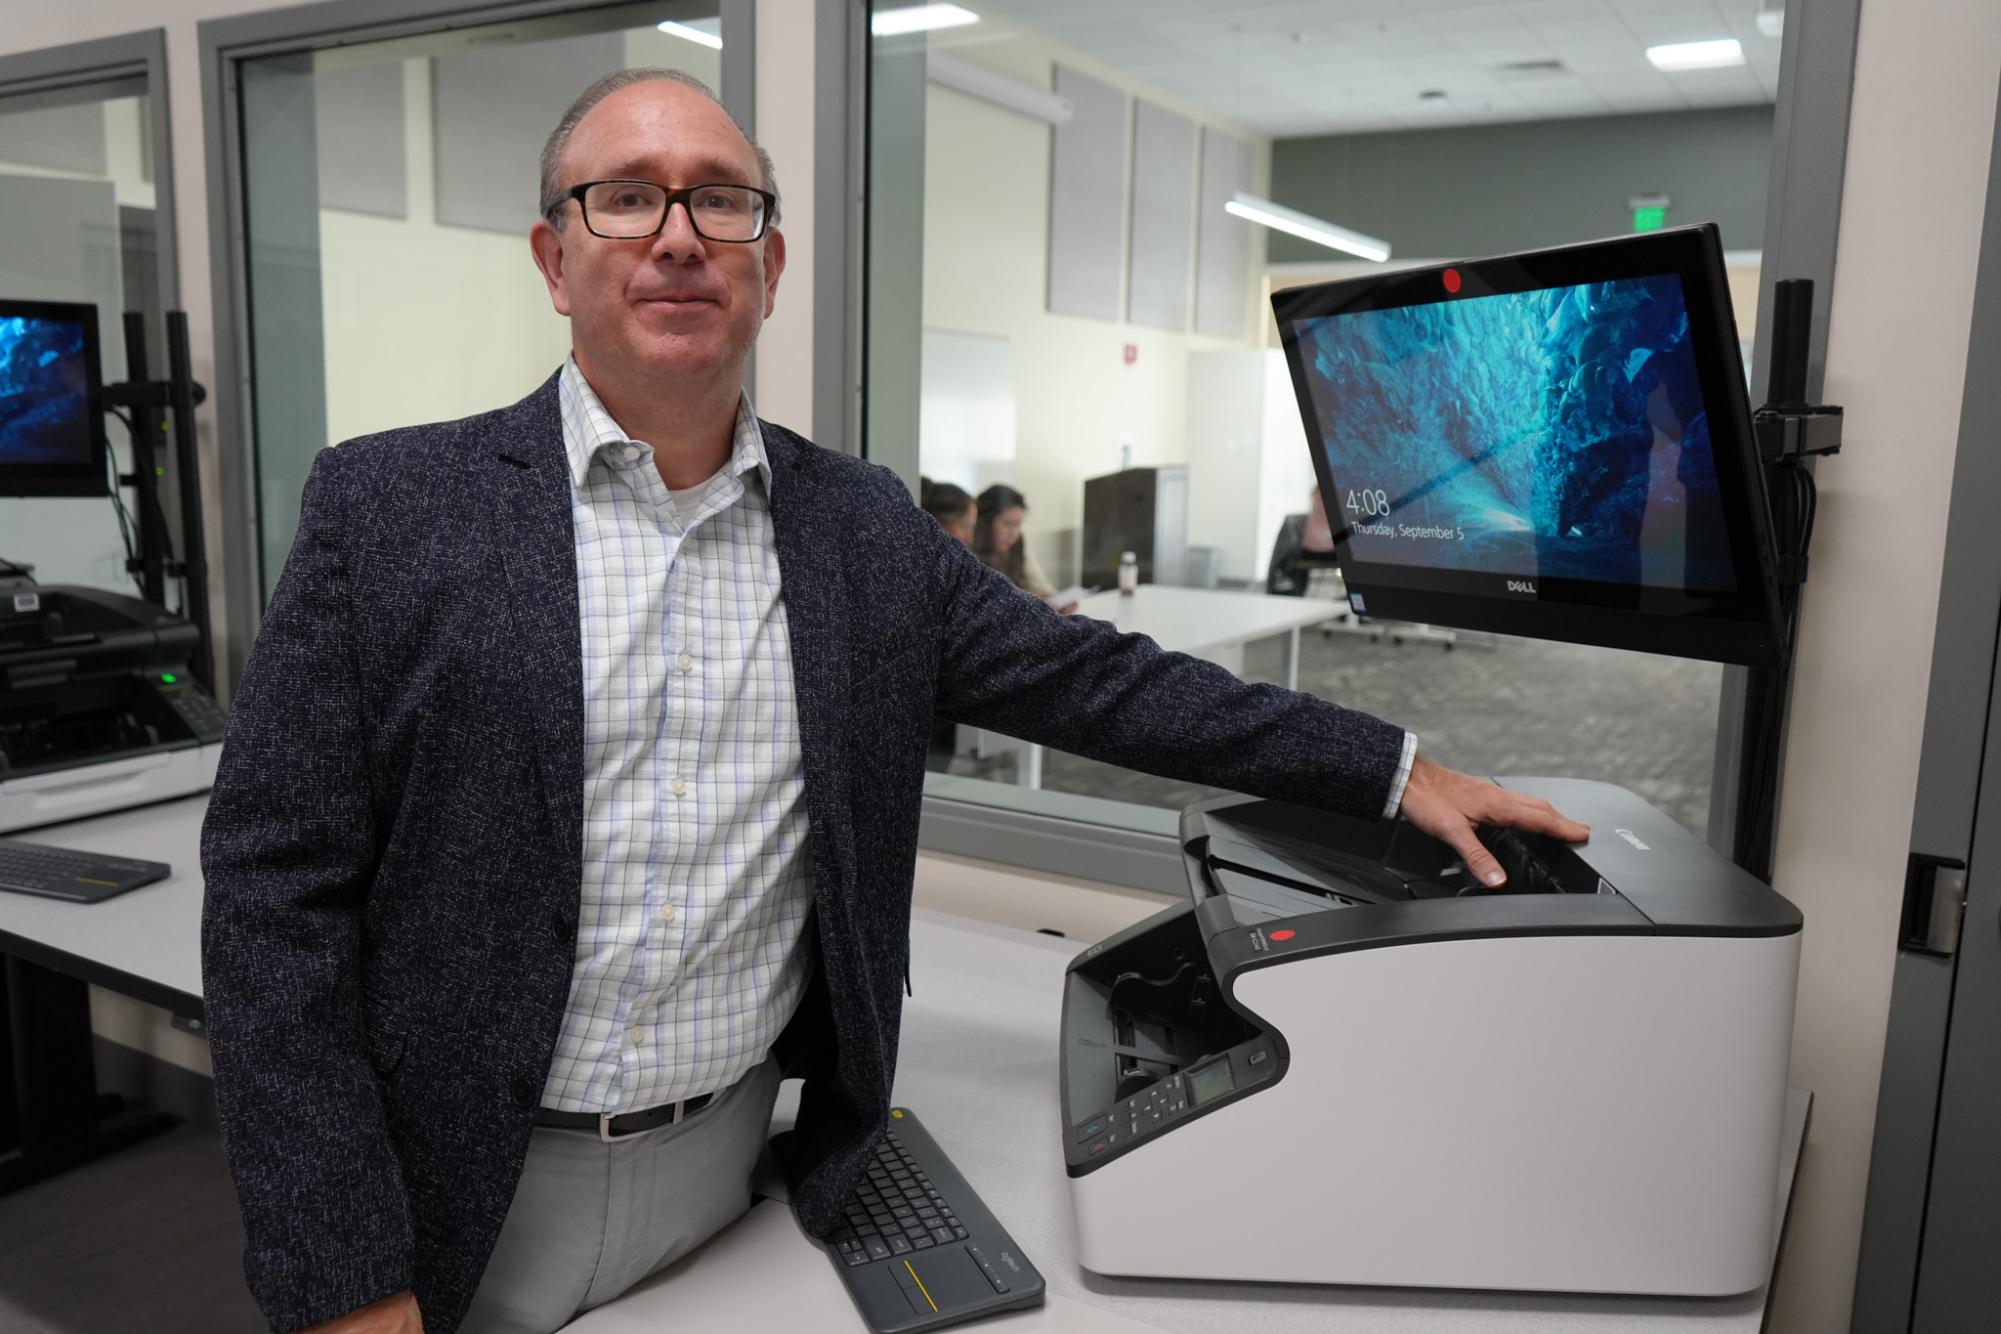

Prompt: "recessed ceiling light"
[872,4,981,37]
[1418,88,1447,100]
[1645,38,1745,72]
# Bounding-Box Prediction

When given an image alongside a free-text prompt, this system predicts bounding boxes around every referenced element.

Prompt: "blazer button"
[512,1077,537,1108]
[550,911,572,944]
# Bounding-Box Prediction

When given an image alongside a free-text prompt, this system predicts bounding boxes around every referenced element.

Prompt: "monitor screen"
[0,299,105,497]
[1274,225,1781,666]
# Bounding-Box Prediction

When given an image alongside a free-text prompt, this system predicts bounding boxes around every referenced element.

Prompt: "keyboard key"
[930,1225,955,1245]
[889,1236,913,1255]
[866,1237,892,1261]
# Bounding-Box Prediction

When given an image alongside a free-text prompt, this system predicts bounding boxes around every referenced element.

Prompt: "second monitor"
[0,298,106,499]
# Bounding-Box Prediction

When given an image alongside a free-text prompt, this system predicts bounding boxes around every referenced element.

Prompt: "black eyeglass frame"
[559,178,777,241]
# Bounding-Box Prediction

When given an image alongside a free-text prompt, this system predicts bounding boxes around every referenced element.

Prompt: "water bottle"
[1118,551,1138,597]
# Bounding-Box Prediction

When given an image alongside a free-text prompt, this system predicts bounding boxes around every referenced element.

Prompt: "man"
[201,69,1585,1334]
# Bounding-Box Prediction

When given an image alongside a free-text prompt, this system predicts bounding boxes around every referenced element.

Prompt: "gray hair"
[538,67,780,227]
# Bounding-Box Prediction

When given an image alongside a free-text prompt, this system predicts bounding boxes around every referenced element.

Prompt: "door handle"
[1902,853,1967,957]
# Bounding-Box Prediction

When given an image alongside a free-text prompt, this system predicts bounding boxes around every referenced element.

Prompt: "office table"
[569,909,1809,1334]
[2,802,1806,1332]
[996,587,1339,788]
[0,796,208,1192]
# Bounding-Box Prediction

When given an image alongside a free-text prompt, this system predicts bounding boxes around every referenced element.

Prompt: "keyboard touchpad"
[903,1246,993,1310]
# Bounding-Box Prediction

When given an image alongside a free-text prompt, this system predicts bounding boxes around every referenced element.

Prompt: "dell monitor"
[1273,224,1783,666]
[0,298,106,498]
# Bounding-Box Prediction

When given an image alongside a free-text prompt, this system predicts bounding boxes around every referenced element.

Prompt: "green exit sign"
[1632,205,1667,232]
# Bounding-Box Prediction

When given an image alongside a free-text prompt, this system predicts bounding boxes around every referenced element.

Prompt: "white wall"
[1764,3,2001,1330]
[919,26,1271,584]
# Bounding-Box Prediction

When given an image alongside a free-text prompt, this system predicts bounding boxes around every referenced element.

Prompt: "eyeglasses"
[562,179,775,242]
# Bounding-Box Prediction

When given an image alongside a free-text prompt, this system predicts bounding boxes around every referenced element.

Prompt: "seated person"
[976,484,1076,613]
[1303,484,1337,554]
[919,478,977,769]
[920,477,976,547]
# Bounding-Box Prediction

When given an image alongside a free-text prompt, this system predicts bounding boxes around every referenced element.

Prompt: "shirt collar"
[557,355,770,495]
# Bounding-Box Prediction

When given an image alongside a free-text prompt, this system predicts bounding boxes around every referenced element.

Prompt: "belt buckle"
[597,1099,685,1143]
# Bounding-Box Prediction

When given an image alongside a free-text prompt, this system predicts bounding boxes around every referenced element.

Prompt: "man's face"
[530,81,784,392]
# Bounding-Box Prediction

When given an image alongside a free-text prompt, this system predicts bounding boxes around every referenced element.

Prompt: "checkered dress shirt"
[540,357,813,1113]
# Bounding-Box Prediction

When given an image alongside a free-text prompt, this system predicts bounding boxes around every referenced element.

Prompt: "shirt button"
[626,1028,644,1049]
[661,902,679,925]
[671,778,688,797]
[677,653,694,674]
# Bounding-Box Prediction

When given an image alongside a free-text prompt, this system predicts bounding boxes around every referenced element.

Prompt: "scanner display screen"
[1187,1059,1236,1107]
[1292,272,1735,593]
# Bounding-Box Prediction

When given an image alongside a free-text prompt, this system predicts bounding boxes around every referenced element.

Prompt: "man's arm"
[200,446,420,1333]
[924,520,1588,871]
[926,520,1408,818]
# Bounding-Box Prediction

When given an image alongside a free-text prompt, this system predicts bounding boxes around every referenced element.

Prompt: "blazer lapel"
[493,378,585,881]
[763,423,856,893]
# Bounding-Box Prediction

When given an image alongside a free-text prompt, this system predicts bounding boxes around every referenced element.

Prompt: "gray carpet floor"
[1035,621,1724,838]
[0,1127,264,1334]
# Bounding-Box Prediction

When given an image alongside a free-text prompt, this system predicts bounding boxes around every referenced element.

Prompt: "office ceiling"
[958,0,1784,137]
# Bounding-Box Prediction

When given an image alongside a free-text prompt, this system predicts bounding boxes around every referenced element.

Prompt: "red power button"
[1269,929,1296,942]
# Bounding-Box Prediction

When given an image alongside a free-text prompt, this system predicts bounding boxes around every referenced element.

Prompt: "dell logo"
[1615,828,1651,852]
[1506,579,1537,594]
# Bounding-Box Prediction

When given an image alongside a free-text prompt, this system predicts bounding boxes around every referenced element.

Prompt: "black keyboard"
[0,839,171,903]
[817,1107,1045,1332]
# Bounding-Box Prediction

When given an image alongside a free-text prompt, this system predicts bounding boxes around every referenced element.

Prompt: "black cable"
[0,556,33,581]
[103,433,140,582]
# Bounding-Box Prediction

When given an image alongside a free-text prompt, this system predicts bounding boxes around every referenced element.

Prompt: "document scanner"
[1059,778,1801,1297]
[0,584,224,832]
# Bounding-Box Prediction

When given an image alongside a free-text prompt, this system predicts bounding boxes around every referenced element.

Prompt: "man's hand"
[1397,755,1589,888]
[301,1291,423,1334]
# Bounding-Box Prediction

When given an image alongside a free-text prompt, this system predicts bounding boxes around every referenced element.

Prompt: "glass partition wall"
[231,2,728,610]
[0,77,174,604]
[869,0,1789,846]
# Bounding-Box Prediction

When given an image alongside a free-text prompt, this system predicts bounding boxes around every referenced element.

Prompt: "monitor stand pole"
[1731,278,1844,882]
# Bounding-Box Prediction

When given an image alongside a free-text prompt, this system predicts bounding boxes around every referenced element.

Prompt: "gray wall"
[1269,105,1774,262]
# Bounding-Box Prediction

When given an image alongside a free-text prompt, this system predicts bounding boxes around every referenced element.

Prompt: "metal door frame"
[1852,68,2001,1333]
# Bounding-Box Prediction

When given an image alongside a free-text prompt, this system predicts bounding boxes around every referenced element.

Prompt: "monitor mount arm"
[1732,277,1842,881]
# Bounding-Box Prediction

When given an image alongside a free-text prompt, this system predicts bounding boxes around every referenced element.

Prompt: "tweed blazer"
[198,371,1407,1333]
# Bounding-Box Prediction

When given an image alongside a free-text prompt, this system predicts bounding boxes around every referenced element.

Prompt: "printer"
[0,582,225,832]
[1059,778,1801,1297]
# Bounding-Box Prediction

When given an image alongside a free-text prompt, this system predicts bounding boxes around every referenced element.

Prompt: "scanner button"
[1076,1118,1105,1142]
[1087,1139,1108,1156]
[1270,929,1296,942]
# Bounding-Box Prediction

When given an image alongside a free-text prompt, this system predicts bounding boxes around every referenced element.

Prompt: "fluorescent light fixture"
[873,4,980,37]
[925,51,1073,124]
[656,18,722,49]
[1645,38,1745,71]
[1225,193,1391,264]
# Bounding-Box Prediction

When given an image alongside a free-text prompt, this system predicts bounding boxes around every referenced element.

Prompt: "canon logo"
[1506,579,1537,594]
[1615,828,1651,852]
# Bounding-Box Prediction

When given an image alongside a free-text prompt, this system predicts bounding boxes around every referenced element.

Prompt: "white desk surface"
[1,794,208,1009]
[572,910,1808,1334]
[1072,587,1334,656]
[2,804,1807,1333]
